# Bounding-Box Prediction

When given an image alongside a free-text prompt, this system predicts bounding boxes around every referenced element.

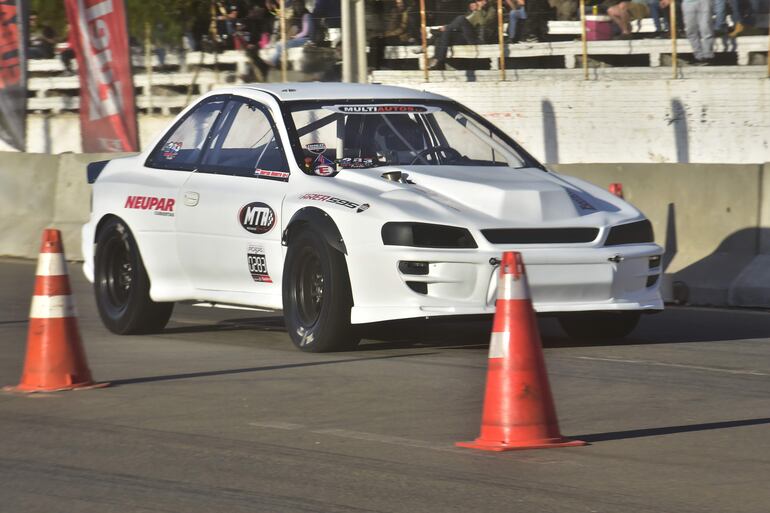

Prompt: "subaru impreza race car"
[82,83,663,352]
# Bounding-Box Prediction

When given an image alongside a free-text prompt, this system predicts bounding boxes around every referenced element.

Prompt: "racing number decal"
[247,245,272,282]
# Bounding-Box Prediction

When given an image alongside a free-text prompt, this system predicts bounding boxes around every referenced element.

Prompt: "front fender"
[282,206,347,254]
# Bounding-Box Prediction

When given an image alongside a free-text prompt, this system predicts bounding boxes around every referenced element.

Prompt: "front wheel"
[282,228,360,352]
[558,311,641,340]
[94,217,173,334]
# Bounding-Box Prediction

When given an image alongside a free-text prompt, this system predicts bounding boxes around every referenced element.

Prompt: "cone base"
[456,437,587,452]
[3,382,110,393]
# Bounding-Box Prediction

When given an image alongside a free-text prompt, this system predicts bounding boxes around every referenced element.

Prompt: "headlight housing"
[382,222,477,249]
[604,220,654,245]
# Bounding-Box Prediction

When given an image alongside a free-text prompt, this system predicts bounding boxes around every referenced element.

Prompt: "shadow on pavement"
[161,306,770,352]
[108,351,437,387]
[576,418,770,443]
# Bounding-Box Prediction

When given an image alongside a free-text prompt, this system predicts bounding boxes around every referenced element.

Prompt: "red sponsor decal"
[124,195,175,212]
[255,169,290,179]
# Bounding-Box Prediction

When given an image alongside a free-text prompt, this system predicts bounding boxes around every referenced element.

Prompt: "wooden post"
[420,0,428,82]
[580,0,587,80]
[280,0,288,82]
[144,21,153,113]
[670,0,677,78]
[498,0,505,80]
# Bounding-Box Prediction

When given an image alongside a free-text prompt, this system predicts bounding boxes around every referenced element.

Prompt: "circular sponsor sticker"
[314,165,335,177]
[238,202,276,234]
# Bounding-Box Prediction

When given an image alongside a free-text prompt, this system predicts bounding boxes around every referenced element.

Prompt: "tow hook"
[608,254,624,263]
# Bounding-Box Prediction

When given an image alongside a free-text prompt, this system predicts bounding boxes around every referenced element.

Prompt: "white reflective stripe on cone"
[29,295,77,319]
[35,252,68,277]
[488,331,510,359]
[497,274,531,301]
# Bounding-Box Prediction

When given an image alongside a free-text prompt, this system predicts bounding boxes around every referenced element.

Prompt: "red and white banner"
[65,0,138,152]
[0,0,27,151]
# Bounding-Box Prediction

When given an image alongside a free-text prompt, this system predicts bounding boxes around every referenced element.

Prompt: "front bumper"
[347,243,663,324]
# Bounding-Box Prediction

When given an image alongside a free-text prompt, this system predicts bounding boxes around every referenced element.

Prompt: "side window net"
[147,98,225,170]
[200,100,288,177]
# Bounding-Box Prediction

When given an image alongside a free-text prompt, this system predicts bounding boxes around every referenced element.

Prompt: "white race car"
[82,83,663,352]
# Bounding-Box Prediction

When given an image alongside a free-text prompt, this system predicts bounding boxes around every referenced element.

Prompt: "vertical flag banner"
[0,0,27,151]
[65,0,138,152]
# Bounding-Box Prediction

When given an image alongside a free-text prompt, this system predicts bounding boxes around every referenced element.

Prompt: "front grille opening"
[481,227,600,244]
[649,255,662,269]
[399,261,429,275]
[406,281,428,294]
[646,275,659,287]
[605,220,654,246]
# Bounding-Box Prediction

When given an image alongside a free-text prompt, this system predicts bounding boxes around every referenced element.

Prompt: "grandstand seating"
[383,36,768,69]
[23,35,768,113]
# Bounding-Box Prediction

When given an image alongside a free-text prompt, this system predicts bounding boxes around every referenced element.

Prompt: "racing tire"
[94,217,174,334]
[282,228,360,352]
[558,311,641,340]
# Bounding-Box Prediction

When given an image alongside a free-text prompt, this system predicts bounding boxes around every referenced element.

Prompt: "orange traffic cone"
[456,251,585,451]
[4,229,107,393]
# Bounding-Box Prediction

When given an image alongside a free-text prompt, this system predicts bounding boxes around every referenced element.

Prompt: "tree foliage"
[29,0,212,45]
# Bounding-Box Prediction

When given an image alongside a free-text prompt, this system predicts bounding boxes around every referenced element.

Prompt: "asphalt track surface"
[1,257,769,513]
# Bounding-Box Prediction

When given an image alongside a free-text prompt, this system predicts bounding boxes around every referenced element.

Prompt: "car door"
[136,95,228,292]
[175,95,290,303]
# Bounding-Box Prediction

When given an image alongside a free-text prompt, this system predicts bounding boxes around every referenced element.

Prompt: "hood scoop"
[381,170,413,184]
[404,169,582,222]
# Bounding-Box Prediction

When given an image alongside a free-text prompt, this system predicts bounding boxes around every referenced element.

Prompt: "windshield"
[285,100,541,173]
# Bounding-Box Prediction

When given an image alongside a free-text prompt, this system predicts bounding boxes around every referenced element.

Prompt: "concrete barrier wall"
[553,163,765,305]
[1,152,769,307]
[0,152,132,261]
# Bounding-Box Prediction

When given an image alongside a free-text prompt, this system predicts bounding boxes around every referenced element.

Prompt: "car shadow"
[161,305,769,352]
[108,351,438,387]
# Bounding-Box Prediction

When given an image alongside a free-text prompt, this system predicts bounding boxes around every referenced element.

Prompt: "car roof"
[235,82,451,103]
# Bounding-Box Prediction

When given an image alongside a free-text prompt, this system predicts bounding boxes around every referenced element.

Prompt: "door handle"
[184,191,200,207]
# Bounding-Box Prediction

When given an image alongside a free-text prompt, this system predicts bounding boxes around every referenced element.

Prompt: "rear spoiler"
[87,160,109,184]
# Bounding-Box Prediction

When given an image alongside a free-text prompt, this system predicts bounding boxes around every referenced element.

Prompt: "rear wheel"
[558,311,641,340]
[94,217,173,334]
[282,228,359,352]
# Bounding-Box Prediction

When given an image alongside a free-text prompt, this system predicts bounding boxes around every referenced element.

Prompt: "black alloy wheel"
[94,217,173,334]
[282,228,359,352]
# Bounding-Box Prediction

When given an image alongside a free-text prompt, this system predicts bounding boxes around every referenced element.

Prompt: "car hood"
[328,165,642,228]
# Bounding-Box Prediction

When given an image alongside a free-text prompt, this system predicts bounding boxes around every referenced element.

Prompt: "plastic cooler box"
[585,15,613,41]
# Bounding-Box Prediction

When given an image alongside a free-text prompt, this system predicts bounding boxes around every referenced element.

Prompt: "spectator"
[312,0,342,44]
[549,0,578,21]
[505,0,527,42]
[430,0,467,26]
[244,4,276,49]
[384,0,414,43]
[727,0,761,37]
[682,0,714,63]
[366,0,386,67]
[370,0,413,68]
[520,0,549,41]
[59,23,75,75]
[606,0,650,39]
[712,0,728,35]
[429,0,497,70]
[269,0,314,67]
[28,11,56,59]
[647,0,671,36]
